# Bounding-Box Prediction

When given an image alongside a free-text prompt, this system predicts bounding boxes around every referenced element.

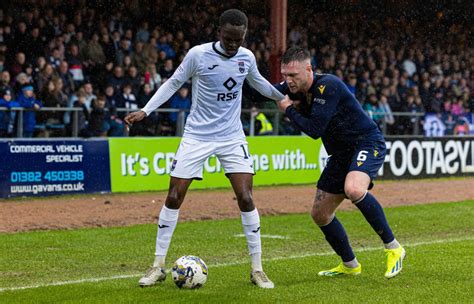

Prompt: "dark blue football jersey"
[276,73,384,154]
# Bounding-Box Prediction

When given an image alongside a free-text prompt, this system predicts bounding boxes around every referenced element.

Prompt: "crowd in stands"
[0,1,472,138]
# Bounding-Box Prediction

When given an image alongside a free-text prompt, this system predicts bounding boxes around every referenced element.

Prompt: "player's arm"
[279,85,339,139]
[124,47,199,125]
[245,54,285,101]
[243,80,287,102]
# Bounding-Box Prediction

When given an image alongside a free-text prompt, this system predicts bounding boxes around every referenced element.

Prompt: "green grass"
[1,201,473,303]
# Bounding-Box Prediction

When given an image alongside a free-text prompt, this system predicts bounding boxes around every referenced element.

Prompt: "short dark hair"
[281,47,311,64]
[219,9,248,28]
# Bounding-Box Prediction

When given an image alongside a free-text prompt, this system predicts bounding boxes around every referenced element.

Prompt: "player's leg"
[153,177,193,265]
[218,139,273,288]
[139,138,211,287]
[228,173,273,288]
[315,154,362,276]
[346,143,405,278]
[312,188,362,276]
[139,177,193,287]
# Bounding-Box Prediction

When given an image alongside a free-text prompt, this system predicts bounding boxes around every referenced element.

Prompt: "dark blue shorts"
[317,139,386,194]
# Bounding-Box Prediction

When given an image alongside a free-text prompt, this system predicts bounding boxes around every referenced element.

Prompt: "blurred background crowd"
[0,0,472,138]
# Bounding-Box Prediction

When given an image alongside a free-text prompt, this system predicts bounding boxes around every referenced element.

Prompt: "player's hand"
[124,110,147,127]
[277,95,294,112]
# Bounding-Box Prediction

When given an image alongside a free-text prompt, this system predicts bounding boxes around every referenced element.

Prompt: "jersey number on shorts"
[357,150,369,161]
[240,145,249,159]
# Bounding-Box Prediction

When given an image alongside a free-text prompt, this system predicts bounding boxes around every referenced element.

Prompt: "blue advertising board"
[0,139,111,198]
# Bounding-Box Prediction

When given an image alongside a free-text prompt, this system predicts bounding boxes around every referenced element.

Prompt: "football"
[171,255,208,289]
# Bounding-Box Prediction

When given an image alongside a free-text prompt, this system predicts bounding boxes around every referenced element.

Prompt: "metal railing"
[0,106,433,138]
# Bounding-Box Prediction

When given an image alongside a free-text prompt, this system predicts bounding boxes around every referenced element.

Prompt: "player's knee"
[165,191,184,209]
[237,193,254,212]
[311,202,333,226]
[344,183,366,202]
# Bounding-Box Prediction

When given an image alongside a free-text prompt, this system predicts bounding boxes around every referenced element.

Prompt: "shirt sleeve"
[141,47,200,116]
[245,53,285,101]
[285,83,339,139]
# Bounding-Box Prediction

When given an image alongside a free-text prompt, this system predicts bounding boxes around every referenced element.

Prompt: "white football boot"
[250,270,275,289]
[138,267,167,287]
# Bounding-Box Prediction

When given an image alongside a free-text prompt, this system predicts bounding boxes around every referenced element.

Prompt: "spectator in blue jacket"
[17,85,42,137]
[169,85,191,125]
[0,89,20,137]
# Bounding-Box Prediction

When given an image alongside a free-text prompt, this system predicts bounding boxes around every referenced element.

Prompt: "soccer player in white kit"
[125,9,284,289]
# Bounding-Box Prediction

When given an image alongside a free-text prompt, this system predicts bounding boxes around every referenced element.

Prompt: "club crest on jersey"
[357,161,363,167]
[238,61,245,73]
[318,85,326,94]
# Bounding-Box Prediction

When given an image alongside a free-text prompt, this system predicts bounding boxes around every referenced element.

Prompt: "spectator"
[156,35,175,59]
[131,42,148,73]
[66,44,84,86]
[87,94,109,137]
[169,86,191,126]
[0,89,20,137]
[104,84,119,109]
[17,84,42,137]
[116,83,137,118]
[57,60,76,96]
[100,32,116,63]
[0,70,13,95]
[364,94,383,127]
[125,66,141,96]
[84,33,106,65]
[145,63,162,91]
[345,74,357,96]
[35,63,56,92]
[454,117,470,136]
[250,105,273,135]
[14,73,31,96]
[9,52,26,80]
[451,98,465,116]
[107,65,125,93]
[37,79,56,126]
[159,58,174,79]
[72,89,90,137]
[48,48,62,68]
[136,21,150,43]
[443,113,456,135]
[378,95,395,130]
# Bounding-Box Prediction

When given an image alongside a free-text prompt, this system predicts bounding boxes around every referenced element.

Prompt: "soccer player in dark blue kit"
[276,47,405,278]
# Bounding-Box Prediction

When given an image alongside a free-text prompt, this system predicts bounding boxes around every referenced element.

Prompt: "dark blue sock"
[355,192,395,243]
[319,217,355,262]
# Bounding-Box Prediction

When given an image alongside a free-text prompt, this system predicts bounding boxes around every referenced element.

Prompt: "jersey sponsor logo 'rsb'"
[217,77,238,101]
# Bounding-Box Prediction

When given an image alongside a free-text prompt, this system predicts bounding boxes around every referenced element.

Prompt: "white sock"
[384,239,401,250]
[343,258,359,269]
[153,206,179,267]
[241,208,263,271]
[153,255,166,268]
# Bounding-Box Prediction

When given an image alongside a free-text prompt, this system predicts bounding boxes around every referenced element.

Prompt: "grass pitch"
[1,201,473,303]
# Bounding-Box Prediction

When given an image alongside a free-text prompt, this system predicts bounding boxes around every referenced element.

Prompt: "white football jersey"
[142,42,284,141]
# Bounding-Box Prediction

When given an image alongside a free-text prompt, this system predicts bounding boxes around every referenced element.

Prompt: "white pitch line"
[234,234,289,239]
[1,236,473,293]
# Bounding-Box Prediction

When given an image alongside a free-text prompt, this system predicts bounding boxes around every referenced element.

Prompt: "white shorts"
[170,137,254,179]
